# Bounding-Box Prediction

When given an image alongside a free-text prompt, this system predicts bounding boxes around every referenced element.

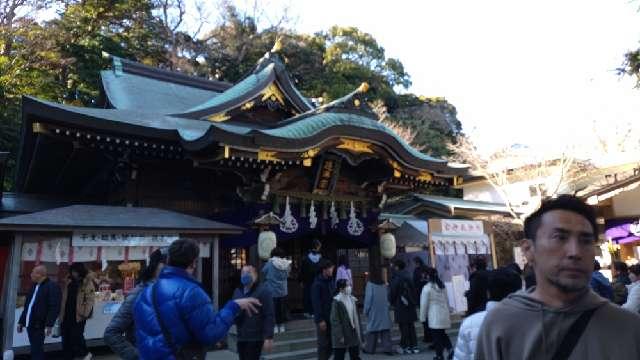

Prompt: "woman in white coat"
[420,269,453,360]
[623,264,640,312]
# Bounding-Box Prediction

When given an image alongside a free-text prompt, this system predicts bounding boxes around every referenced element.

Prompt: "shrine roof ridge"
[0,205,244,233]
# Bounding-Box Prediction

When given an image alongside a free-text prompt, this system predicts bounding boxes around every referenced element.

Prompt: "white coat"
[453,301,498,360]
[623,281,640,312]
[419,282,451,329]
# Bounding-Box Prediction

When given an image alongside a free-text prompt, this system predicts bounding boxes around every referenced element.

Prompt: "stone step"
[261,331,460,360]
[230,323,459,355]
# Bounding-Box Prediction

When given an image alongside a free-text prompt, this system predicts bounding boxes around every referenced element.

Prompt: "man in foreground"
[134,239,261,360]
[475,195,640,359]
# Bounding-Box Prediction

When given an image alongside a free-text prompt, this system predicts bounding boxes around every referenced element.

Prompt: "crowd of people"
[17,195,640,360]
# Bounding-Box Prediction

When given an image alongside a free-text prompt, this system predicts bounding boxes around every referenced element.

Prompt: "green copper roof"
[179,64,275,115]
[101,71,221,114]
[255,112,446,163]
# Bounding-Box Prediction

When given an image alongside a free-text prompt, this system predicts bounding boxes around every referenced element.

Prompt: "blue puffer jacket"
[134,266,240,360]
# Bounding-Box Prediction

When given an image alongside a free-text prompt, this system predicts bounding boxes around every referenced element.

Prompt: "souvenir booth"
[0,205,242,354]
[428,219,496,314]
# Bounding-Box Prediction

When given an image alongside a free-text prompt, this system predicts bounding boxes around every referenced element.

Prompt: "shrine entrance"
[279,232,370,313]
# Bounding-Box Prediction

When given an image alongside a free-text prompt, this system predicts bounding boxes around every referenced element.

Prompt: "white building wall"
[463,180,543,207]
[612,185,640,218]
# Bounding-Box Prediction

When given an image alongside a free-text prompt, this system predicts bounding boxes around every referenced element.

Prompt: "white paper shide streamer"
[347,201,364,236]
[280,196,299,233]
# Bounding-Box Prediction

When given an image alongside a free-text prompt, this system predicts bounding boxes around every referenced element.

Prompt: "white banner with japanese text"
[72,232,179,247]
[441,220,484,236]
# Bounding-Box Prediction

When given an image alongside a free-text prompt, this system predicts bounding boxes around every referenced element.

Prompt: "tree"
[448,136,585,221]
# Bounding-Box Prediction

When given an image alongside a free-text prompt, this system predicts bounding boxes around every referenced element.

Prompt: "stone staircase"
[228,316,462,360]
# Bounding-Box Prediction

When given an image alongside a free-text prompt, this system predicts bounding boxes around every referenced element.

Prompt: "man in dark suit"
[17,265,62,360]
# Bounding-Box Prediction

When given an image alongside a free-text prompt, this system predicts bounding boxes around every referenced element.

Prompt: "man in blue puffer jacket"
[134,239,261,360]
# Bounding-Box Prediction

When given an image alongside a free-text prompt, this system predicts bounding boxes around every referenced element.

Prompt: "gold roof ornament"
[417,171,433,182]
[337,138,374,154]
[261,83,286,105]
[207,112,230,122]
[357,82,370,93]
[271,37,284,53]
[258,149,281,162]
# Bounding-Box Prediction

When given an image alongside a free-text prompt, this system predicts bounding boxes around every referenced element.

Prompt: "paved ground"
[90,340,455,359]
[94,349,443,360]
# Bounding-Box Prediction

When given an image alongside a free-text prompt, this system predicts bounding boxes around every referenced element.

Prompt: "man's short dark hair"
[523,195,597,241]
[471,257,487,271]
[630,264,640,277]
[593,259,601,271]
[614,261,628,274]
[318,258,334,271]
[168,239,200,269]
[271,247,286,258]
[393,259,406,270]
[488,269,522,301]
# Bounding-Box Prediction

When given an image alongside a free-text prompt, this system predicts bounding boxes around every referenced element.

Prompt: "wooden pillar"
[211,235,220,310]
[490,233,498,269]
[2,233,22,353]
[368,240,381,282]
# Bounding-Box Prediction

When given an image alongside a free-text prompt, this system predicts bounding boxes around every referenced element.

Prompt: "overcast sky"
[216,0,640,154]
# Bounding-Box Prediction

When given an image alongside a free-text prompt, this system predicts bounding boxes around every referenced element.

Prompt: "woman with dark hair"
[420,269,453,360]
[623,264,640,313]
[262,246,291,333]
[104,248,168,360]
[331,279,362,360]
[60,262,96,360]
[362,270,393,355]
[336,254,353,287]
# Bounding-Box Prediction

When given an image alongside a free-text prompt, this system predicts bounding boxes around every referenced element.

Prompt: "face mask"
[344,286,352,295]
[241,274,254,286]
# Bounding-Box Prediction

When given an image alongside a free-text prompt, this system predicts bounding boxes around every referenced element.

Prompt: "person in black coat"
[232,265,275,360]
[465,257,489,315]
[300,239,323,318]
[389,259,419,354]
[17,265,62,360]
[311,259,335,360]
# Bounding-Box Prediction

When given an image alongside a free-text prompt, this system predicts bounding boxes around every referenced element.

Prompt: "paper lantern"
[380,232,396,259]
[258,230,277,260]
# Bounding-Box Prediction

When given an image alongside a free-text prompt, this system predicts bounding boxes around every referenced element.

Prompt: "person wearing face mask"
[134,239,262,360]
[233,265,275,360]
[330,279,361,360]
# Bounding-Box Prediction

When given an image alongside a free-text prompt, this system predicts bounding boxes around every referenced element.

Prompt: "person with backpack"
[134,239,261,360]
[388,259,418,354]
[262,247,291,333]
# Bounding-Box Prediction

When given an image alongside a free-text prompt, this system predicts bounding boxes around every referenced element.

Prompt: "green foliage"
[388,96,462,157]
[0,1,461,190]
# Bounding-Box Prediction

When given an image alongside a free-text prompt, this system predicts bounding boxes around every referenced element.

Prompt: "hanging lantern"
[258,230,277,260]
[380,232,397,259]
[253,212,281,260]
